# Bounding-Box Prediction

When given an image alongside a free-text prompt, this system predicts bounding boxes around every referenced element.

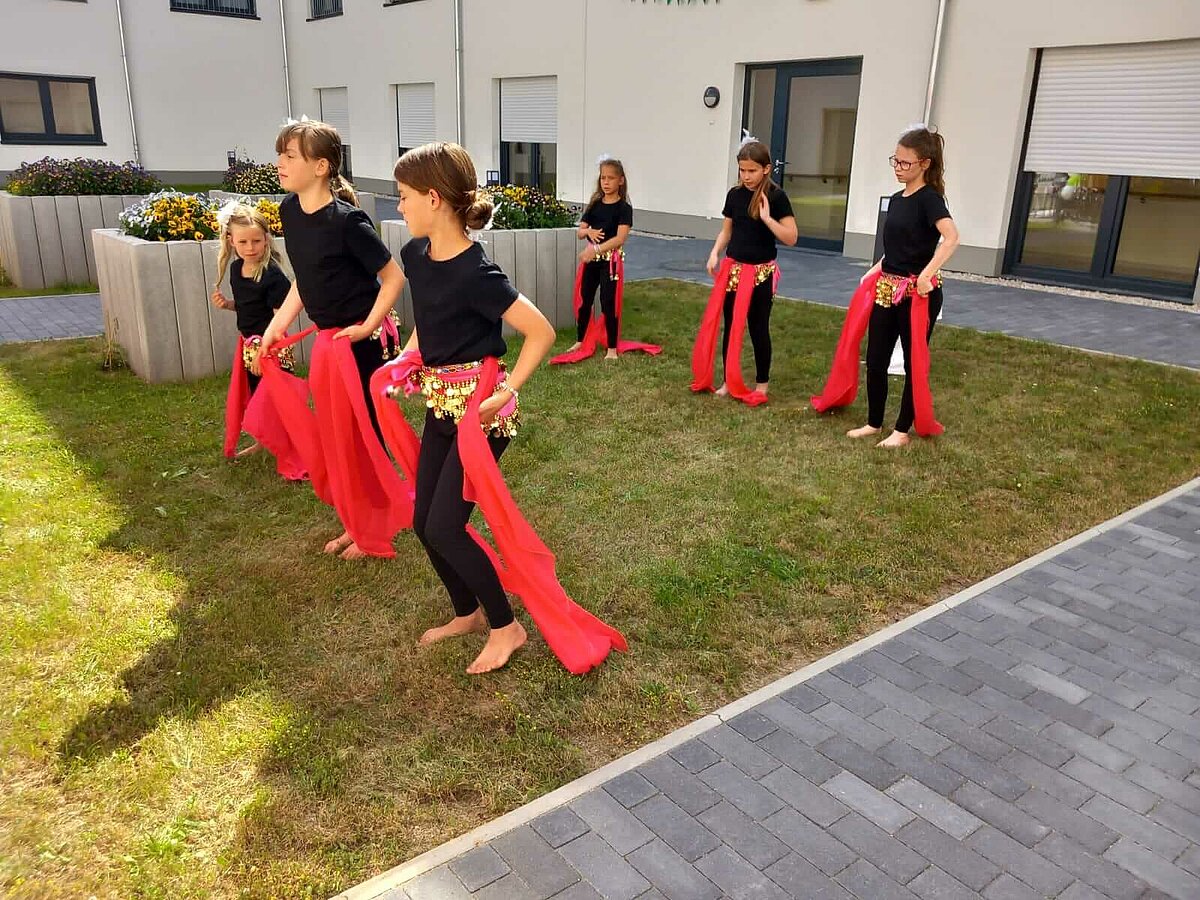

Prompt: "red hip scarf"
[810,271,943,437]
[259,326,412,557]
[371,353,628,675]
[690,256,778,407]
[224,335,308,481]
[551,252,662,365]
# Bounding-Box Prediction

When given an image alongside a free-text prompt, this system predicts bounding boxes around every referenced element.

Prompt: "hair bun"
[465,196,495,231]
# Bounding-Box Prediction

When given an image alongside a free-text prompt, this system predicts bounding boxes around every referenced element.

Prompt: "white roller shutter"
[317,86,350,143]
[1024,39,1200,178]
[500,76,557,143]
[397,83,436,149]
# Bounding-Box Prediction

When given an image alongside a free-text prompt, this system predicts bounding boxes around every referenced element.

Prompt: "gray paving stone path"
[353,482,1200,900]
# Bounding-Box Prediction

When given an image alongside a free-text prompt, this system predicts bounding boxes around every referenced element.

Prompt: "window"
[310,0,342,19]
[395,83,435,157]
[317,86,352,178]
[0,74,102,145]
[383,1,427,5]
[169,0,257,17]
[498,76,557,194]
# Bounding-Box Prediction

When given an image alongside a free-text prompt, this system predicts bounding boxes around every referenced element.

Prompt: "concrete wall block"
[55,195,90,285]
[31,196,67,287]
[513,229,538,309]
[535,229,558,323]
[78,196,105,282]
[128,238,184,382]
[556,228,579,330]
[167,240,216,380]
[99,195,126,229]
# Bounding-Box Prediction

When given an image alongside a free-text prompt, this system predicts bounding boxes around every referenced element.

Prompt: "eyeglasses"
[889,156,924,171]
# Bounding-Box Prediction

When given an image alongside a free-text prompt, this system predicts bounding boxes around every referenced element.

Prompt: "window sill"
[169,7,259,18]
[307,13,344,20]
[0,136,106,146]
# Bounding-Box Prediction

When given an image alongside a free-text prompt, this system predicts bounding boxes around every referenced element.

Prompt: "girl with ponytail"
[255,117,410,559]
[691,137,798,406]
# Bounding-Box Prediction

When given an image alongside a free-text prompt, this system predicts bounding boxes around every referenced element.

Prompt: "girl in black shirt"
[387,143,578,675]
[211,202,293,462]
[552,156,660,364]
[258,119,408,558]
[693,139,797,405]
[846,126,959,448]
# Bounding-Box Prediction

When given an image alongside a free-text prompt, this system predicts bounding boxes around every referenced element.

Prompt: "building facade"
[3,0,1198,301]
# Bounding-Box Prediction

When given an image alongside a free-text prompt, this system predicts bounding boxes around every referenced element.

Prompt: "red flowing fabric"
[550,253,662,364]
[223,336,308,480]
[224,336,250,458]
[258,327,412,555]
[689,256,773,406]
[370,353,629,675]
[810,271,943,437]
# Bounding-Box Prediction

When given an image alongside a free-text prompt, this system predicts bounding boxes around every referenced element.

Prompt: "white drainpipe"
[114,0,140,164]
[279,0,292,119]
[923,0,948,123]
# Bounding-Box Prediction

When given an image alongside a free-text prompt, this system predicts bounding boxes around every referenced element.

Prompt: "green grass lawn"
[2,280,1199,898]
[0,282,98,300]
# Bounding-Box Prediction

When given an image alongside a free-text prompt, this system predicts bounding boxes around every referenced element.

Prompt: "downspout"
[114,0,139,164]
[279,0,292,118]
[922,0,948,123]
[454,0,464,143]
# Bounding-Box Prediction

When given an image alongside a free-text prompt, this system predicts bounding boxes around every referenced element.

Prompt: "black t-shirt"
[279,193,392,329]
[230,258,291,337]
[400,237,519,367]
[722,184,794,264]
[882,186,951,276]
[581,198,633,253]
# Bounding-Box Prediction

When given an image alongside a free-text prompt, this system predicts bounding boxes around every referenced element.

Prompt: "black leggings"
[722,278,774,384]
[578,260,619,346]
[413,408,513,628]
[866,288,944,433]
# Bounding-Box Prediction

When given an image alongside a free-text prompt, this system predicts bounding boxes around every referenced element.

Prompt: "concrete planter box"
[380,220,577,331]
[0,190,150,289]
[94,228,316,384]
[209,189,383,225]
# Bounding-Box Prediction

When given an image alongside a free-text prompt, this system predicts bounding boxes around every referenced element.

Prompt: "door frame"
[743,56,863,252]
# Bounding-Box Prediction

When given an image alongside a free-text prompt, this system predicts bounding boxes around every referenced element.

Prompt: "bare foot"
[565,341,583,354]
[467,621,528,674]
[234,440,263,458]
[846,425,882,439]
[323,531,353,554]
[755,382,769,396]
[714,383,729,397]
[604,350,619,361]
[339,541,368,560]
[418,609,487,646]
[877,430,911,448]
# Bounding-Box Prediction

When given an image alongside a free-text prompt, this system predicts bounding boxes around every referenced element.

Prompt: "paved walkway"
[624,236,1200,370]
[0,293,104,345]
[349,481,1200,900]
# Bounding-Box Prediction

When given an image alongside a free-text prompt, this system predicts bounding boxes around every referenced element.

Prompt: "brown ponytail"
[898,126,946,196]
[276,119,359,207]
[394,142,494,232]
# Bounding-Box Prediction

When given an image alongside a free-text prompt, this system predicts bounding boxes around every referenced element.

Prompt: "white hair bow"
[595,152,615,166]
[215,198,242,230]
[739,128,758,149]
[282,114,312,127]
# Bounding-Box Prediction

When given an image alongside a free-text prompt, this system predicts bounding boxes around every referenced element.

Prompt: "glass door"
[744,58,863,251]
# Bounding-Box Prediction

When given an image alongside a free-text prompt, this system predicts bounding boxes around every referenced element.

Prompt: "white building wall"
[0,0,134,171]
[120,1,288,177]
[283,0,458,193]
